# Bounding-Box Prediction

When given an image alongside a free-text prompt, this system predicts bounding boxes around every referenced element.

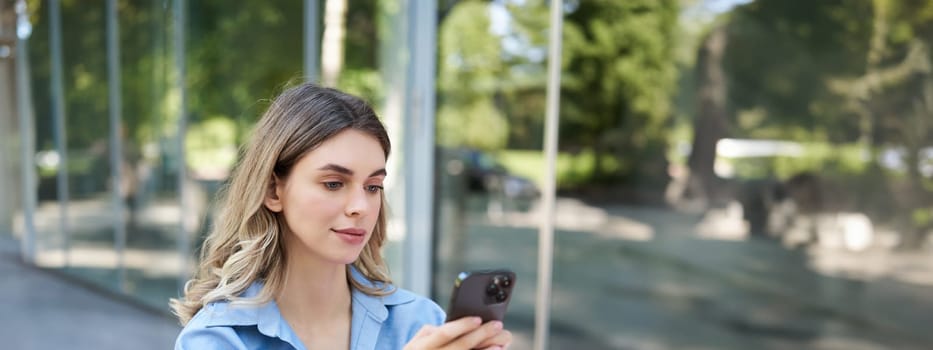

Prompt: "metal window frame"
[106,0,128,292]
[401,0,438,298]
[533,2,563,349]
[48,0,70,268]
[174,0,191,291]
[15,0,37,264]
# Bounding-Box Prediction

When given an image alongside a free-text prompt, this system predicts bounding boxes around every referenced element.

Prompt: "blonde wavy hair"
[170,83,393,326]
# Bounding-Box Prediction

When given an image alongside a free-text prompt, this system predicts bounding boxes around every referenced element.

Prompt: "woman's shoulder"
[175,303,246,350]
[175,283,274,350]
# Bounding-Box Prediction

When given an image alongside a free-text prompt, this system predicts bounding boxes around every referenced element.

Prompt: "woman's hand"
[405,317,513,350]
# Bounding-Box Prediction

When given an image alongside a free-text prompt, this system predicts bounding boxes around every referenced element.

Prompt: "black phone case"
[446,270,516,323]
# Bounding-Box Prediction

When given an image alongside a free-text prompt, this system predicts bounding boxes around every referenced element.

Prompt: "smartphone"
[446,269,516,323]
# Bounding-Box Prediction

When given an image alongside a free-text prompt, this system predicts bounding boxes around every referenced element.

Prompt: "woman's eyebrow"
[318,163,354,175]
[318,163,387,177]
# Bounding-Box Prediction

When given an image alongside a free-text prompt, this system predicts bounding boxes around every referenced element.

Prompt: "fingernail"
[473,317,483,324]
[493,321,503,330]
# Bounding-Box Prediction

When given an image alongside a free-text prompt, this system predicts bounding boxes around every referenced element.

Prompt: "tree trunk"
[321,0,347,86]
[685,25,729,207]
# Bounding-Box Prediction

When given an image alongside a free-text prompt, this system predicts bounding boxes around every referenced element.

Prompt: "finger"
[475,329,512,349]
[404,325,437,350]
[413,325,436,339]
[447,320,505,350]
[419,317,483,348]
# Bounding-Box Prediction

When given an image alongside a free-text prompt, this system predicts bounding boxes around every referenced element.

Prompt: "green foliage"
[27,0,306,183]
[436,0,509,151]
[724,0,872,142]
[437,99,509,151]
[435,0,680,185]
[913,207,933,227]
[185,117,238,178]
[722,0,933,237]
[337,0,383,106]
[559,0,680,184]
[187,0,305,138]
[337,69,383,107]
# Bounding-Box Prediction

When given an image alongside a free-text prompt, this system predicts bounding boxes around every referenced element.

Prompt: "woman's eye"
[324,182,343,190]
[366,185,384,193]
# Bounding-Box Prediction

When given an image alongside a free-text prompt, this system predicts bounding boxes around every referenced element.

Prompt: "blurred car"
[439,147,540,200]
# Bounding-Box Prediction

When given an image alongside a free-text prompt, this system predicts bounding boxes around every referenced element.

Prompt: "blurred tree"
[718,0,933,245]
[24,1,306,190]
[559,0,680,185]
[723,0,872,142]
[684,25,729,207]
[186,0,304,143]
[436,0,681,188]
[437,0,551,151]
[27,0,109,151]
[337,0,381,104]
[436,0,509,151]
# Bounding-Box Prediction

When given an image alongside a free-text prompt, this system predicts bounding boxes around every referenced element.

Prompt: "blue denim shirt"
[175,269,446,350]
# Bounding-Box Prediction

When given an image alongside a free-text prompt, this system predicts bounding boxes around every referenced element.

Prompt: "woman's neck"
[276,251,352,329]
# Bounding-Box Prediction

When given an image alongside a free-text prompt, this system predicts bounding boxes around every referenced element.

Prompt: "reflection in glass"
[433,1,550,347]
[171,0,304,308]
[119,0,185,308]
[544,0,933,348]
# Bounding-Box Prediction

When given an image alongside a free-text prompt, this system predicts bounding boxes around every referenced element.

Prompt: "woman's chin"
[335,252,365,265]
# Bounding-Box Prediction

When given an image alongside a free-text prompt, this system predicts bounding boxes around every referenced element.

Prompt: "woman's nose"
[345,187,370,217]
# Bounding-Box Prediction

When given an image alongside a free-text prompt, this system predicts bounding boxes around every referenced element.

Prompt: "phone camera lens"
[495,290,508,302]
[486,283,499,296]
[494,275,511,288]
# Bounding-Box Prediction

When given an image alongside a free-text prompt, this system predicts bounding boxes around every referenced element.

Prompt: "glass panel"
[27,0,119,289]
[22,0,304,310]
[433,0,549,347]
[550,0,933,348]
[58,0,119,291]
[119,0,184,308]
[25,0,66,270]
[178,0,304,304]
[1,1,17,244]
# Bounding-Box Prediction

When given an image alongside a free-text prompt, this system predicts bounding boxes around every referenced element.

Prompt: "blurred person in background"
[170,83,511,350]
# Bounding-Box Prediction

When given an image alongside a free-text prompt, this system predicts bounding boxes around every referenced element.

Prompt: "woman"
[171,83,512,349]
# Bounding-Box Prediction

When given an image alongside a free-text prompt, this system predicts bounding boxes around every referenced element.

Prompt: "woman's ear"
[264,176,284,212]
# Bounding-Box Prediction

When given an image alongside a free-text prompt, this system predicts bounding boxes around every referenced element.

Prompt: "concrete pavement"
[0,238,180,350]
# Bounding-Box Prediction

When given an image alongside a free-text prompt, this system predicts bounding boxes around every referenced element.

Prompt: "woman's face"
[265,129,386,265]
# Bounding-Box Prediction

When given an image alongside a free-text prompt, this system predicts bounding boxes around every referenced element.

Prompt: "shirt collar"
[349,265,416,322]
[202,282,288,340]
[202,265,415,329]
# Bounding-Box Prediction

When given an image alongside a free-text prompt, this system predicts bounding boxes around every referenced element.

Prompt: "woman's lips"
[332,228,365,236]
[332,228,366,244]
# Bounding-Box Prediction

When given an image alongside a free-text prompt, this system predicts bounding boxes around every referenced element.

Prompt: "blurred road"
[0,238,180,350]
